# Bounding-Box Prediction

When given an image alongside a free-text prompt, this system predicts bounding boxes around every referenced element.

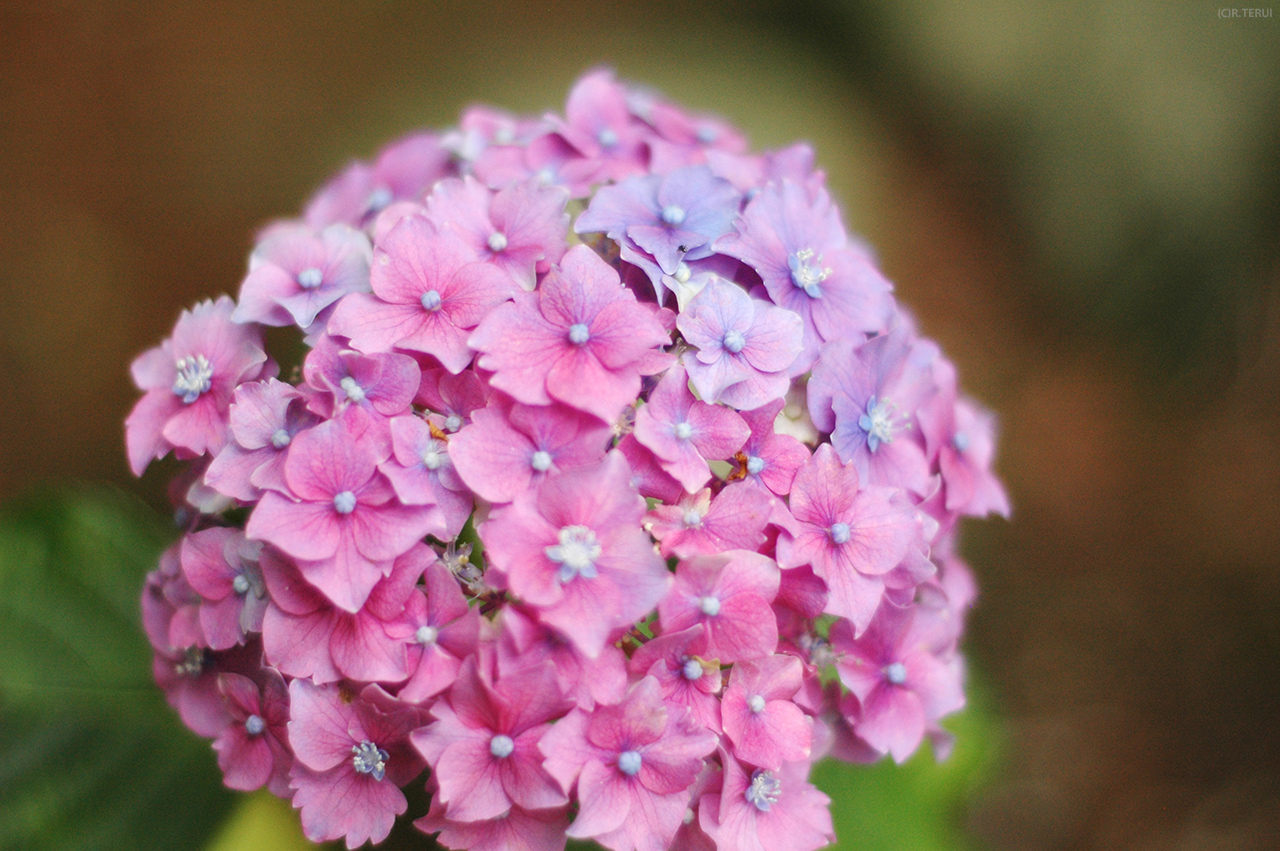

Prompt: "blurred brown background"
[2,2,1278,848]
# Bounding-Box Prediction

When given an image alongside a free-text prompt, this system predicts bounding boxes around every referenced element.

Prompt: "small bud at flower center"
[723,329,746,353]
[568,323,590,345]
[421,449,442,470]
[244,714,266,736]
[530,450,553,472]
[618,750,642,776]
[661,205,686,226]
[415,625,438,645]
[748,694,767,713]
[339,376,366,403]
[682,658,704,680]
[885,662,908,685]
[420,289,443,311]
[699,595,721,617]
[490,734,515,758]
[674,422,693,440]
[271,428,291,449]
[487,231,508,252]
[233,574,251,595]
[828,522,851,545]
[296,267,324,289]
[333,491,357,514]
[365,187,393,214]
[746,455,765,475]
[682,510,703,528]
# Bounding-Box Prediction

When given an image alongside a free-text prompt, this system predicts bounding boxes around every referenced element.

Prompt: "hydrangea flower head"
[128,69,1007,850]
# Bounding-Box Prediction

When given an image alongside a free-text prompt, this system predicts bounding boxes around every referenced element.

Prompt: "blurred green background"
[1,1,1278,849]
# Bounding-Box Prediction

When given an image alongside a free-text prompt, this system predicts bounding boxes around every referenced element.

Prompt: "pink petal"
[567,759,632,839]
[291,762,406,849]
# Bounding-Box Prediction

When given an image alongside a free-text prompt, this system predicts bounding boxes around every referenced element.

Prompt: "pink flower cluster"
[129,69,1008,851]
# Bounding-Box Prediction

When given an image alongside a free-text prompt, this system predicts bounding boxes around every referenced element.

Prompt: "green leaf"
[0,486,235,851]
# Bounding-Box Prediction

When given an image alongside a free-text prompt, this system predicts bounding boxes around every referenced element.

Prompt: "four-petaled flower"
[470,245,673,424]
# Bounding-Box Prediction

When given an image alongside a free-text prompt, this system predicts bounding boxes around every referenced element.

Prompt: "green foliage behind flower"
[0,487,234,850]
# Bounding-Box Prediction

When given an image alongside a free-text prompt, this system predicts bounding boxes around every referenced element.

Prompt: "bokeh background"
[2,2,1278,849]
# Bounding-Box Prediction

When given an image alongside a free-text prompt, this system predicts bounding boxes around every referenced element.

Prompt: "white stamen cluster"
[172,354,214,404]
[351,740,389,781]
[546,524,602,583]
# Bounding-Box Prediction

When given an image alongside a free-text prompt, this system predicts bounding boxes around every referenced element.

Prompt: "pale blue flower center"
[244,714,265,736]
[673,262,692,284]
[421,289,443,311]
[597,128,619,148]
[828,522,851,545]
[788,247,830,298]
[682,658,704,680]
[340,376,366,403]
[365,187,393,214]
[172,354,214,404]
[952,431,970,453]
[271,428,292,449]
[723,329,746,354]
[296,267,324,289]
[415,625,438,644]
[487,231,508,252]
[746,455,766,475]
[351,740,389,781]
[661,205,686,226]
[858,396,897,452]
[674,422,693,440]
[490,734,515,759]
[746,769,782,811]
[698,595,721,617]
[445,414,463,432]
[546,525,602,583]
[333,491,357,514]
[421,446,443,470]
[748,694,766,713]
[530,450,553,472]
[885,662,908,685]
[682,510,703,528]
[234,564,265,601]
[696,125,718,144]
[618,750,642,776]
[568,323,590,345]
